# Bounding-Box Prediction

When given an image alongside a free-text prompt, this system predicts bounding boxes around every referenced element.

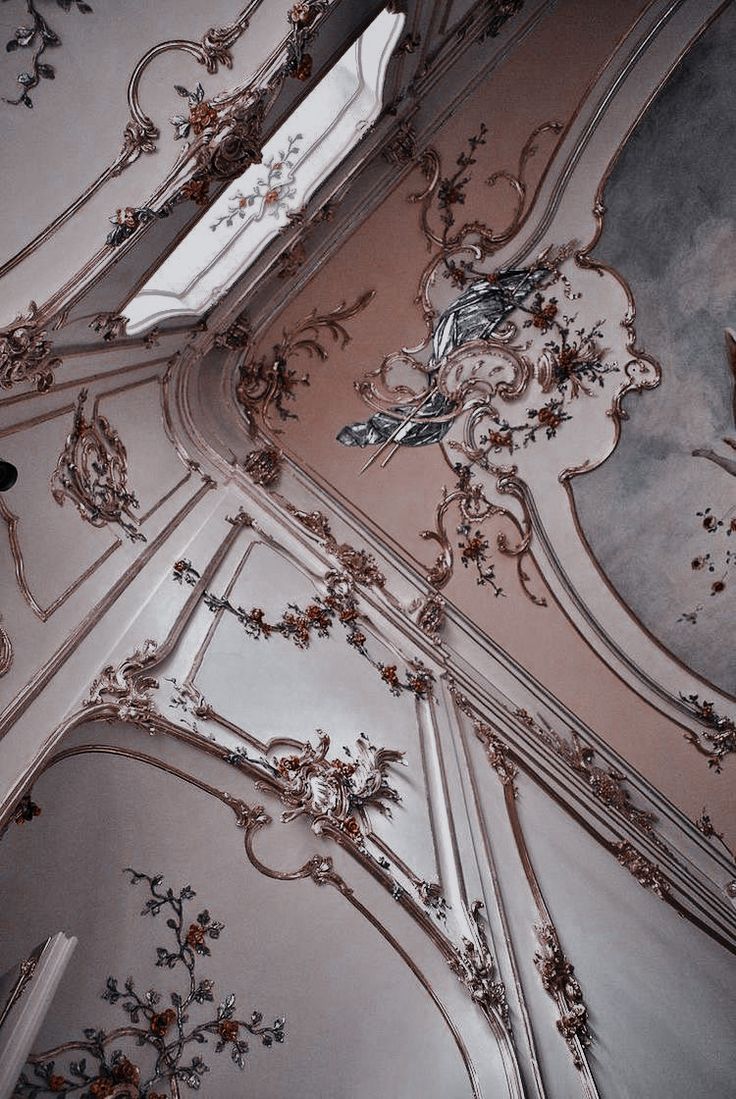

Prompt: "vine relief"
[172,560,433,700]
[3,0,93,110]
[51,389,146,543]
[14,869,284,1097]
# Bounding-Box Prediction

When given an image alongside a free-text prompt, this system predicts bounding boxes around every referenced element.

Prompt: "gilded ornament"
[514,708,666,848]
[85,639,159,725]
[50,389,146,542]
[242,447,283,487]
[613,841,670,898]
[449,901,510,1030]
[415,593,446,642]
[0,302,61,392]
[680,693,736,772]
[533,923,591,1068]
[15,869,284,1095]
[267,732,405,838]
[285,504,386,587]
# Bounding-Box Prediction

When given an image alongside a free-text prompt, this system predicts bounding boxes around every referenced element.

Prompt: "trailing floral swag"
[3,0,92,110]
[14,869,284,1097]
[172,559,433,700]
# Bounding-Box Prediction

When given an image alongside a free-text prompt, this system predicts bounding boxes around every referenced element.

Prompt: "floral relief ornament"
[14,869,284,1097]
[265,732,405,841]
[0,302,61,391]
[172,559,433,700]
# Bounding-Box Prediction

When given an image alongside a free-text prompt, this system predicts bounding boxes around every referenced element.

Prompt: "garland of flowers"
[172,560,433,699]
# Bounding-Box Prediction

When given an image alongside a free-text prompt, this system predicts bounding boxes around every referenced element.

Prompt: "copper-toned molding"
[50,388,146,543]
[612,841,670,898]
[0,303,62,392]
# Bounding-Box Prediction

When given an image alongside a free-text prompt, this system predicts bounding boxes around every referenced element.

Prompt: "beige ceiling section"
[219,0,736,821]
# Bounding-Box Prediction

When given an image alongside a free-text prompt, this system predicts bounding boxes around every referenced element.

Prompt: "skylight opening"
[124,8,405,335]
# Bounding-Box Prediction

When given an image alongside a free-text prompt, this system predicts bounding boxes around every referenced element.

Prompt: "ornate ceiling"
[1,2,735,1097]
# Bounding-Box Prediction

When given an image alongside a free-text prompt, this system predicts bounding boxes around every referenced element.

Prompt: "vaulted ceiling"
[1,2,735,1097]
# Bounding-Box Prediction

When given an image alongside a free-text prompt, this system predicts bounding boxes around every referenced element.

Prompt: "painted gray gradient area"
[571,5,736,695]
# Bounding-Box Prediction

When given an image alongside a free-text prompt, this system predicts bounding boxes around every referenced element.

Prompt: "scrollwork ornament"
[514,708,666,848]
[236,292,375,433]
[50,388,146,542]
[449,901,510,1031]
[85,639,160,725]
[533,922,591,1068]
[0,302,61,392]
[265,732,405,841]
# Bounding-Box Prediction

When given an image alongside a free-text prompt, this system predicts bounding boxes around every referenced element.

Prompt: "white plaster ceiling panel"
[513,777,736,1099]
[174,538,443,889]
[0,748,479,1098]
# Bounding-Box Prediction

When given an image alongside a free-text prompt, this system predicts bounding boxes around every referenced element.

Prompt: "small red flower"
[150,1007,177,1037]
[219,1019,240,1042]
[293,53,313,81]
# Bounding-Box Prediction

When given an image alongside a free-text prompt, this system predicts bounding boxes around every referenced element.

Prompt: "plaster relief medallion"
[51,389,146,543]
